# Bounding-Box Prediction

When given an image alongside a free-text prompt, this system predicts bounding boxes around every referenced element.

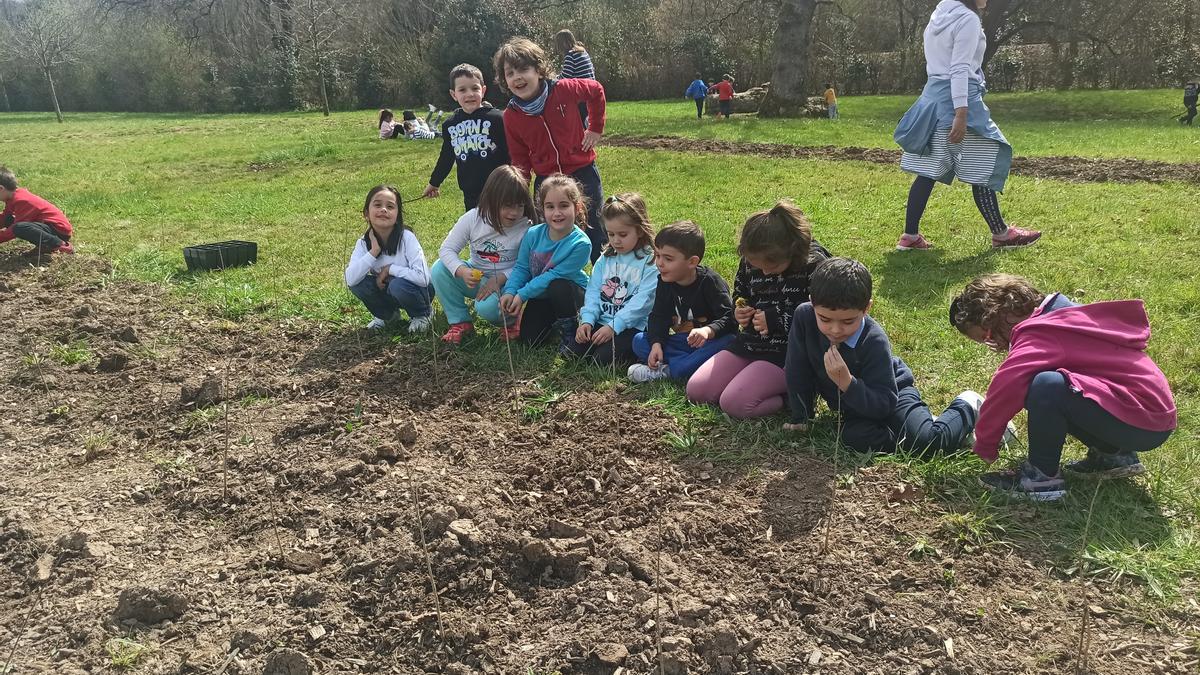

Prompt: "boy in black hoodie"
[424,63,510,211]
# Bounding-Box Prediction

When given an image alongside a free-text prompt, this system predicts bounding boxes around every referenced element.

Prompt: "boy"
[708,74,735,119]
[0,166,74,257]
[628,221,735,383]
[424,64,510,212]
[823,82,838,119]
[685,74,708,120]
[1182,80,1198,126]
[783,257,1012,454]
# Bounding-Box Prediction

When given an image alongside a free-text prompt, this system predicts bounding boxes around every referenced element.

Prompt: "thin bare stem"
[821,388,843,556]
[492,259,516,382]
[1074,479,1102,674]
[405,464,446,644]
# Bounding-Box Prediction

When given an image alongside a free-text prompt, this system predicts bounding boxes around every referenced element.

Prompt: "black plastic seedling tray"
[183,240,258,272]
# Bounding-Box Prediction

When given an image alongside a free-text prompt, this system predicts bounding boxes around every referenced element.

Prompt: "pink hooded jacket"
[973,298,1177,463]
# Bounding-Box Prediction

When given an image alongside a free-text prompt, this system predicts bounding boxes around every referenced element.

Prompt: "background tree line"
[0,0,1195,116]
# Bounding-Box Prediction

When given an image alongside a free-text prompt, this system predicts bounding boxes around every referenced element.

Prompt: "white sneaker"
[627,363,670,383]
[408,316,432,333]
[955,389,1018,448]
[427,103,436,113]
[366,318,387,330]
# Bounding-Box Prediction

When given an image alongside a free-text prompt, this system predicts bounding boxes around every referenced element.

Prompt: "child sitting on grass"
[403,107,446,140]
[629,220,735,383]
[0,166,74,257]
[344,185,433,333]
[378,109,403,139]
[950,274,1177,501]
[784,257,1003,456]
[566,193,658,366]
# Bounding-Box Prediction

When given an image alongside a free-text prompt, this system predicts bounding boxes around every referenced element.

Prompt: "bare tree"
[758,0,819,117]
[293,0,343,115]
[9,0,92,122]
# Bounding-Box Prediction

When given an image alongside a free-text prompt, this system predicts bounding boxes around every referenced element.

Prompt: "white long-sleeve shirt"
[923,0,987,109]
[437,208,531,277]
[344,228,431,288]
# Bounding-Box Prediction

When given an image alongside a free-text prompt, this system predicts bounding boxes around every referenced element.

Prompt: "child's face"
[962,323,1009,352]
[813,304,869,345]
[451,76,486,113]
[504,62,541,101]
[604,217,640,255]
[654,244,699,283]
[365,190,399,230]
[0,187,12,201]
[499,203,525,228]
[541,188,577,236]
[744,253,789,276]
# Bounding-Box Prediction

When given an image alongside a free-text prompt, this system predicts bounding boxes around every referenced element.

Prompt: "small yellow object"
[469,269,483,281]
[735,297,748,308]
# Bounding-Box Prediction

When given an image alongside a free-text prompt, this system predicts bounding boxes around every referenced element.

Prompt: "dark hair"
[554,29,584,54]
[449,63,485,89]
[378,109,394,128]
[737,200,812,269]
[949,274,1043,336]
[655,220,706,260]
[478,165,536,235]
[402,109,416,121]
[0,166,17,191]
[361,185,407,255]
[825,82,832,88]
[492,37,554,93]
[722,74,731,81]
[536,174,587,228]
[599,192,654,258]
[955,0,981,13]
[810,258,872,311]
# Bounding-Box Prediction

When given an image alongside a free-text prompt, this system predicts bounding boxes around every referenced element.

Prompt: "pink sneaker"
[498,324,521,341]
[896,233,933,251]
[440,322,474,345]
[992,226,1042,249]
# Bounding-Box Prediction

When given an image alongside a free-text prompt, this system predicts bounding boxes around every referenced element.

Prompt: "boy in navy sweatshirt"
[424,63,510,212]
[784,257,1008,454]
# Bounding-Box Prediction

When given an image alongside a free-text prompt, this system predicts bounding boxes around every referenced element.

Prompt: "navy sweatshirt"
[428,104,509,205]
[645,265,733,346]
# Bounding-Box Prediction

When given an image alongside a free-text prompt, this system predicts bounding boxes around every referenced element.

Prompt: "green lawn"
[2,90,1197,606]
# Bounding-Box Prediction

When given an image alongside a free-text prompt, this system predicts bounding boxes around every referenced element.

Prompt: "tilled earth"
[0,254,1196,674]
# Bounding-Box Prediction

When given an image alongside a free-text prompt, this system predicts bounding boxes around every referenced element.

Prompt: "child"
[0,166,74,257]
[784,257,1000,456]
[499,174,591,347]
[628,220,735,383]
[403,108,446,139]
[378,109,403,139]
[493,37,608,264]
[685,74,708,120]
[554,29,596,128]
[950,274,1177,501]
[1182,80,1198,126]
[823,83,838,119]
[708,75,735,119]
[431,166,535,344]
[686,201,831,419]
[568,193,658,366]
[344,185,433,333]
[424,64,511,212]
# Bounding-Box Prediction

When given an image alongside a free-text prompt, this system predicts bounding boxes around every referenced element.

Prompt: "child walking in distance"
[378,109,403,139]
[784,258,1002,455]
[685,74,708,120]
[687,201,831,419]
[432,166,535,345]
[499,174,591,348]
[567,193,658,366]
[823,83,839,119]
[424,64,510,212]
[708,75,735,119]
[950,274,1176,501]
[493,37,608,263]
[344,185,433,333]
[0,166,74,257]
[629,220,735,383]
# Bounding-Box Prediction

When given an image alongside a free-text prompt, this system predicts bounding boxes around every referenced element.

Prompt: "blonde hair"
[599,192,653,257]
[536,174,588,228]
[950,274,1044,336]
[737,200,812,269]
[492,37,553,93]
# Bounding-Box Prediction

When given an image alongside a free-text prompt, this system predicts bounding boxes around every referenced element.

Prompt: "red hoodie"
[503,77,606,178]
[0,188,73,243]
[973,299,1177,463]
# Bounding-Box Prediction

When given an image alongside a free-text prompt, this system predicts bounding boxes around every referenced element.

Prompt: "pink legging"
[686,351,786,419]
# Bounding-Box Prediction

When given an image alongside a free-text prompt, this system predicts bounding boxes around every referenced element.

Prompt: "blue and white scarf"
[509,79,555,116]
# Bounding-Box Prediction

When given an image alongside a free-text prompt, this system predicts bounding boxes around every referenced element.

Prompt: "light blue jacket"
[502,223,590,300]
[580,248,658,334]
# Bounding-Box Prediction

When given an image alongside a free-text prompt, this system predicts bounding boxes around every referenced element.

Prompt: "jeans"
[534,163,606,264]
[632,331,735,382]
[827,103,839,119]
[1025,371,1172,475]
[349,274,432,321]
[430,260,504,326]
[718,99,732,117]
[839,386,976,455]
[517,278,585,346]
[11,222,68,251]
[694,98,704,119]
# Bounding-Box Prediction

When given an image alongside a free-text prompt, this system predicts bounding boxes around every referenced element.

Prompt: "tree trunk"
[0,72,10,113]
[46,68,63,123]
[758,0,818,118]
[318,57,330,116]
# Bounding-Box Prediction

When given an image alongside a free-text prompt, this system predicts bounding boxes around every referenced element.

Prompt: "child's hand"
[581,130,603,152]
[576,323,593,343]
[591,325,615,345]
[688,326,713,348]
[734,304,755,327]
[477,273,504,301]
[500,293,522,315]
[367,230,383,257]
[823,344,853,392]
[457,266,481,289]
[783,422,809,433]
[375,265,392,289]
[423,184,440,199]
[752,310,768,336]
[648,343,664,368]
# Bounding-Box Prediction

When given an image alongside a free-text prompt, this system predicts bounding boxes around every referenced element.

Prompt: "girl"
[499,174,591,348]
[378,109,402,139]
[402,108,446,140]
[344,185,433,333]
[687,201,831,419]
[569,193,658,366]
[950,274,1177,501]
[493,37,608,264]
[431,166,536,345]
[893,0,1040,251]
[554,29,596,128]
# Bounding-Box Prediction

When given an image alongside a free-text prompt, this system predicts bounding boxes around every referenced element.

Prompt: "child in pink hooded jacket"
[949,274,1176,501]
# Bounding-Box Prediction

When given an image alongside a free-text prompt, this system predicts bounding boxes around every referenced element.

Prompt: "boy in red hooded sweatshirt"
[950,274,1176,501]
[493,37,607,264]
[0,166,74,257]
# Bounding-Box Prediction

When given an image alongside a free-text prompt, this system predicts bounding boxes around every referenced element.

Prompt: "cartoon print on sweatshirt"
[600,276,629,313]
[448,118,500,161]
[477,240,503,265]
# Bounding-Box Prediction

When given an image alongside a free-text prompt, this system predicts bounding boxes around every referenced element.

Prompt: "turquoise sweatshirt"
[580,247,659,334]
[502,223,590,299]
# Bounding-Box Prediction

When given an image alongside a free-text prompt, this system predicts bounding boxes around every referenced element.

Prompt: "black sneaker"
[980,461,1067,502]
[1064,450,1145,479]
[554,317,579,358]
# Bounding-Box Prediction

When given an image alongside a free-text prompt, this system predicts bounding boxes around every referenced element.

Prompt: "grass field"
[2,88,1198,607]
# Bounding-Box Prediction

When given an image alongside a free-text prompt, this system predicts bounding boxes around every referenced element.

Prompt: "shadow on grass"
[876,248,999,306]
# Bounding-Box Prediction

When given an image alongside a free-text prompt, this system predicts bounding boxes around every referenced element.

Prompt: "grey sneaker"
[1064,451,1145,479]
[980,461,1067,502]
[955,390,1017,448]
[627,363,670,383]
[366,317,387,330]
[408,316,432,333]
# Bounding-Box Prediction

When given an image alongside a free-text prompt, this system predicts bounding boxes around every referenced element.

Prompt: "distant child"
[567,193,658,366]
[708,75,735,119]
[403,108,446,140]
[628,220,735,383]
[493,37,608,263]
[431,166,536,344]
[685,74,708,120]
[344,185,433,333]
[554,29,596,128]
[1182,81,1198,126]
[424,63,510,212]
[686,201,831,419]
[784,258,997,456]
[950,274,1176,501]
[0,166,74,257]
[823,83,838,119]
[499,174,592,348]
[378,109,403,139]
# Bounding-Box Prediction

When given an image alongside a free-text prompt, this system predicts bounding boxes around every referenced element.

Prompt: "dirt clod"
[97,353,130,373]
[114,326,141,343]
[262,648,312,675]
[113,586,188,624]
[180,375,224,408]
[594,642,629,666]
[281,551,321,574]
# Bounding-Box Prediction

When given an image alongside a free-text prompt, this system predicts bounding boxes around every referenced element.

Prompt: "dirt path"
[1,256,1196,674]
[606,136,1200,185]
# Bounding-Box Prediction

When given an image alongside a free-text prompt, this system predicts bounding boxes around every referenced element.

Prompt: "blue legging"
[631,331,735,382]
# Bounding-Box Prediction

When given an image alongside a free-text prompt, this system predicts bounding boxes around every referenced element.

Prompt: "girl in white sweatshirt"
[345,185,433,332]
